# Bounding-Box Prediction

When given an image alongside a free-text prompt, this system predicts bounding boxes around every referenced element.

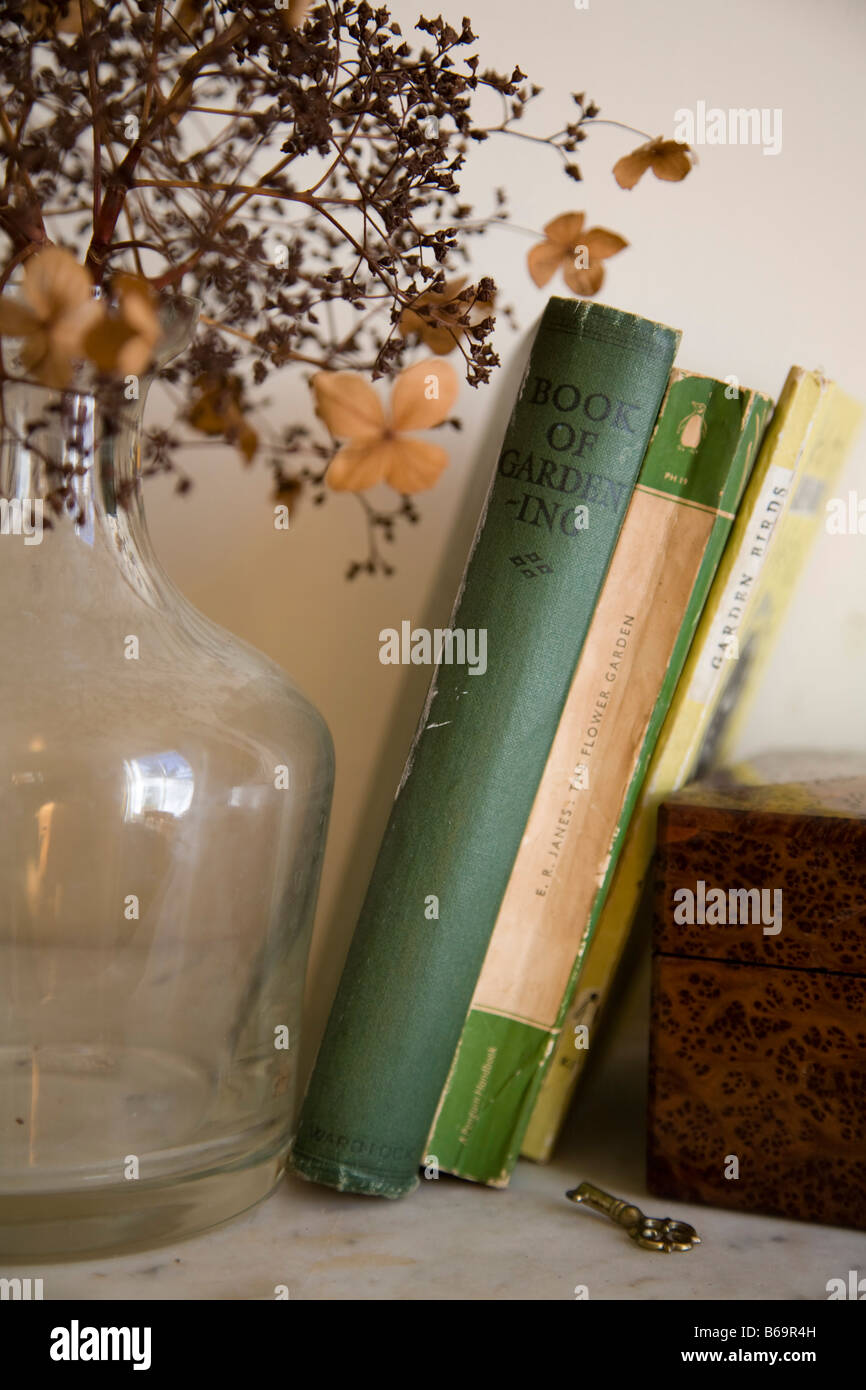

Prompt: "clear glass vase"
[0,317,334,1259]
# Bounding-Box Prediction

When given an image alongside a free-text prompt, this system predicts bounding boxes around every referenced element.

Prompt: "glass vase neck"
[0,380,153,573]
[0,292,196,559]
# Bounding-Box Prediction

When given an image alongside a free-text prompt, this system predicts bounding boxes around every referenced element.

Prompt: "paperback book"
[523,368,861,1162]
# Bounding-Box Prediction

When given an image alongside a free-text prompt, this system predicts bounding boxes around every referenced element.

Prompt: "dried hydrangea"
[0,1,691,574]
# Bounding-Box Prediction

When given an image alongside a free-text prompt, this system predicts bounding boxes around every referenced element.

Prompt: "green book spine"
[289,298,679,1197]
[427,371,773,1185]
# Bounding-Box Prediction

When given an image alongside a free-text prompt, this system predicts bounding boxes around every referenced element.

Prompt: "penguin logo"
[678,401,707,450]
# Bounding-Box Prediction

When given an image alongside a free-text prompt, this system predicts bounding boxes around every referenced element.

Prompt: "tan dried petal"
[527,238,567,289]
[382,437,449,494]
[233,420,259,465]
[188,376,258,465]
[114,275,160,346]
[614,137,693,189]
[20,335,74,390]
[312,371,386,443]
[542,212,586,247]
[85,318,151,377]
[325,440,388,492]
[612,147,654,190]
[391,359,458,432]
[83,318,131,374]
[562,260,606,297]
[407,318,462,355]
[581,227,629,261]
[650,140,693,182]
[23,246,94,321]
[399,305,427,338]
[85,274,161,376]
[5,248,103,386]
[115,335,156,377]
[0,301,41,338]
[189,382,230,436]
[51,297,105,358]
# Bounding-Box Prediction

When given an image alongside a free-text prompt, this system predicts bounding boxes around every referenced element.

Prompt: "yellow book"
[697,386,863,770]
[522,368,862,1163]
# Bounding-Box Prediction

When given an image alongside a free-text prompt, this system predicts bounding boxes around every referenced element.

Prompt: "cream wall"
[145,0,866,1074]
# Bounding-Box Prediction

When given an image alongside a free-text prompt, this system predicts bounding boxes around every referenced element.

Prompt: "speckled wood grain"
[648,760,866,1231]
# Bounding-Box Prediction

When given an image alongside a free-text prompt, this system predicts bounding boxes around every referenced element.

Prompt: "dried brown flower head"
[528,213,628,297]
[613,137,694,189]
[0,246,104,388]
[189,375,259,465]
[84,275,161,377]
[314,359,458,493]
[0,3,694,573]
[399,278,496,357]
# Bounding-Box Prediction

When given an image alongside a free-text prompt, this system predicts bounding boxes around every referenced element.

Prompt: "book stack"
[289,298,862,1197]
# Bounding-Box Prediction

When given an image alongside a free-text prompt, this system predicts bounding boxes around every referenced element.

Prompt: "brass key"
[566,1181,701,1252]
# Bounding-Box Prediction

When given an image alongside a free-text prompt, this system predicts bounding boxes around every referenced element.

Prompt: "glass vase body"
[0,368,334,1258]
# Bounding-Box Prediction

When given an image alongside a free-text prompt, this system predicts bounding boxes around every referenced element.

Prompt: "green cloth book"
[427,370,773,1184]
[289,298,679,1197]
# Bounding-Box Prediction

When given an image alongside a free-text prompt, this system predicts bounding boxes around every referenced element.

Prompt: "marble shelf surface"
[11,957,864,1301]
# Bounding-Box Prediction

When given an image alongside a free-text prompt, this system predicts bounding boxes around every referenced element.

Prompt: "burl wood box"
[648,753,866,1231]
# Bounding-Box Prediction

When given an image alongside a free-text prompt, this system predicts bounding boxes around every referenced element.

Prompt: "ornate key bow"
[566,1181,701,1252]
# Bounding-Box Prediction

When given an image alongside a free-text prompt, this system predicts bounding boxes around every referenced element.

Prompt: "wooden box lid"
[654,752,866,977]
